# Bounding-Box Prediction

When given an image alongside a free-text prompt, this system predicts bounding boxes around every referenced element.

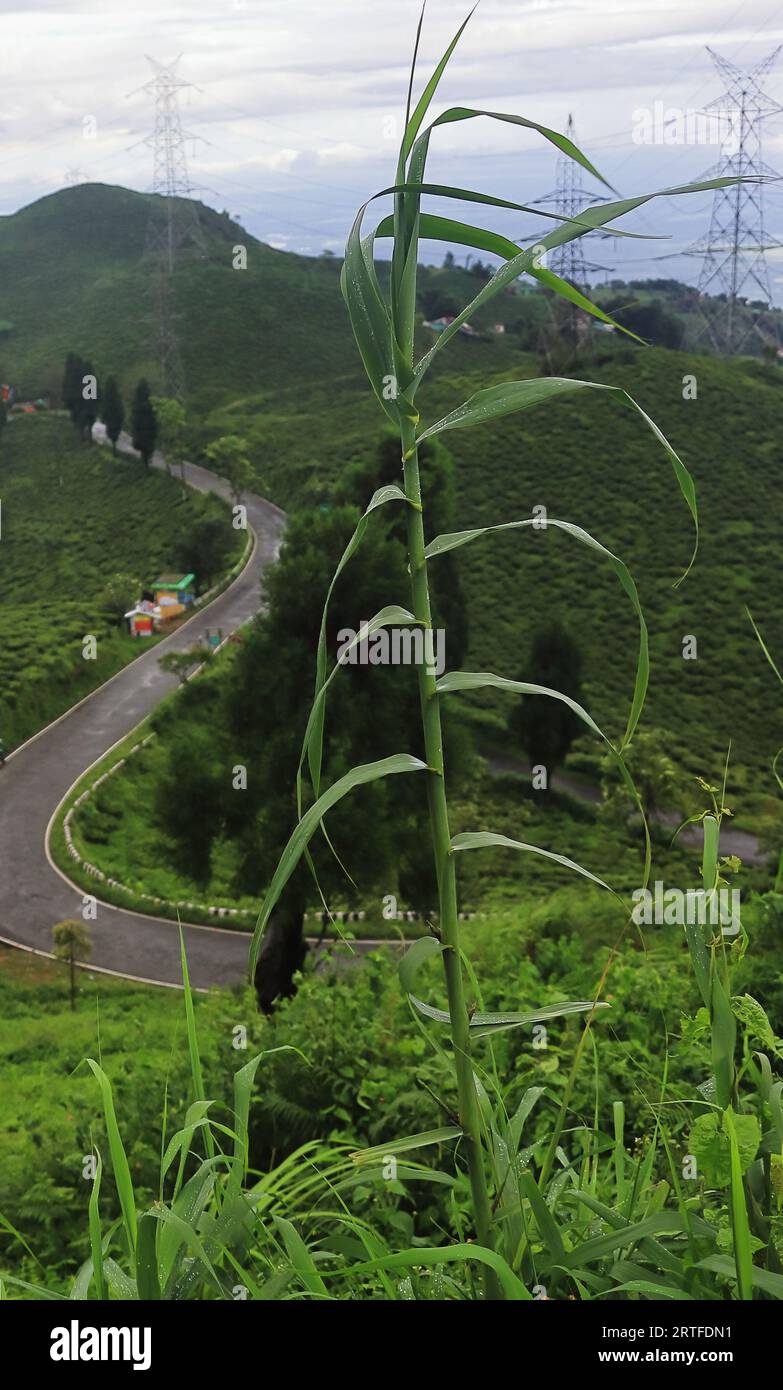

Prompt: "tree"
[601,727,683,826]
[176,509,234,588]
[101,572,140,626]
[222,504,469,1008]
[102,375,125,454]
[604,296,683,349]
[152,396,187,481]
[74,359,99,440]
[131,379,158,468]
[158,645,212,685]
[154,722,225,885]
[52,919,92,1011]
[62,352,83,421]
[509,623,584,775]
[419,287,460,320]
[205,435,254,504]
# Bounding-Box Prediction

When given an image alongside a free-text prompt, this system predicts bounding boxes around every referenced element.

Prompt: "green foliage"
[101,572,141,626]
[509,622,584,772]
[130,378,157,467]
[101,374,124,453]
[0,415,241,748]
[157,644,211,686]
[150,396,186,477]
[3,877,783,1298]
[75,358,99,439]
[204,434,254,502]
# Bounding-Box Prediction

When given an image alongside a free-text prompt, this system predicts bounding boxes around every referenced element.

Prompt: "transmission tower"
[687,47,783,353]
[129,55,207,398]
[532,115,612,288]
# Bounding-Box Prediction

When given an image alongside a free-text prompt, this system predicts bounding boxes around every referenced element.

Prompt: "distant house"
[124,573,197,636]
[423,315,481,337]
[124,601,156,638]
[152,573,196,622]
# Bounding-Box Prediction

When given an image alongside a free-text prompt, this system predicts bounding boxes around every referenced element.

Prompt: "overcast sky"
[2,0,783,295]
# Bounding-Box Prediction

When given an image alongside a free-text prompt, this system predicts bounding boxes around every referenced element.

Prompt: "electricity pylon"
[687,47,783,354]
[532,114,612,288]
[129,55,207,398]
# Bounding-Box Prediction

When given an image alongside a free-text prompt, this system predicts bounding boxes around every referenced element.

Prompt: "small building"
[152,573,195,623]
[423,315,480,337]
[124,601,156,638]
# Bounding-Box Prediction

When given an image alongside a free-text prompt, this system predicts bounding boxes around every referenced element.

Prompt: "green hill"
[1,183,781,809]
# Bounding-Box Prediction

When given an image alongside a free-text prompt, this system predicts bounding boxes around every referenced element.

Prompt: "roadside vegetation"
[0,413,241,749]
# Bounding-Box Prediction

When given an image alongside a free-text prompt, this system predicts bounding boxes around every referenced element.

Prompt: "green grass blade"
[301,483,411,811]
[411,177,751,385]
[697,1253,783,1298]
[409,994,608,1035]
[341,211,398,422]
[613,1101,626,1210]
[746,606,783,685]
[249,754,428,978]
[555,1212,711,1270]
[527,261,643,339]
[520,1169,566,1262]
[88,1148,106,1301]
[375,196,655,240]
[400,9,476,165]
[426,515,648,746]
[85,1059,137,1257]
[351,1128,463,1164]
[178,928,215,1163]
[724,1108,754,1301]
[399,933,446,993]
[450,830,620,901]
[415,376,697,582]
[340,1242,531,1300]
[274,1216,328,1298]
[135,1211,162,1300]
[413,105,612,188]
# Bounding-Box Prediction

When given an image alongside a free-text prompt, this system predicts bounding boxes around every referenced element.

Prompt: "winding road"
[0,428,286,990]
[2,429,768,993]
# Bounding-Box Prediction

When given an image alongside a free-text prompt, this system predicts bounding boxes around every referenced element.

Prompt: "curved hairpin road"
[1,429,766,991]
[0,428,286,990]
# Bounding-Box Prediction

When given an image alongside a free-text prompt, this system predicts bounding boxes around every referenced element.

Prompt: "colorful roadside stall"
[124,600,156,637]
[152,573,196,624]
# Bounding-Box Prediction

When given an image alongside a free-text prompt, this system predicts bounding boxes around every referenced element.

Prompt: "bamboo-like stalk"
[399,412,499,1297]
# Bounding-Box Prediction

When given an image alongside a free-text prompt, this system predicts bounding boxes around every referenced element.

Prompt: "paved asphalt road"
[0,428,286,989]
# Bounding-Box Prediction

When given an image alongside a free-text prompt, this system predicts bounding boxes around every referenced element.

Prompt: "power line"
[130,55,207,399]
[528,113,613,288]
[685,46,783,352]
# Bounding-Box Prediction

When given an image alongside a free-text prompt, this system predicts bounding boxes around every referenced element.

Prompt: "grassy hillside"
[0,413,241,748]
[2,185,781,806]
[4,876,783,1291]
[422,347,783,813]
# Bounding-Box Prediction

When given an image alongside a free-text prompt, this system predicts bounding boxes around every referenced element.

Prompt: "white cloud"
[0,0,780,294]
